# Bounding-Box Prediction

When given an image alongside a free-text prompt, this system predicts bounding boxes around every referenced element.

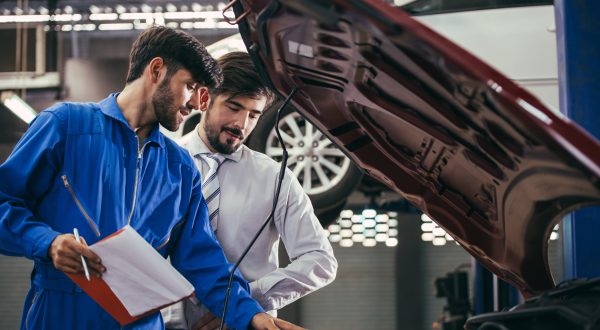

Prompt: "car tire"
[247,104,363,223]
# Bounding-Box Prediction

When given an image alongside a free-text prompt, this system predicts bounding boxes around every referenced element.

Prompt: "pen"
[73,228,91,281]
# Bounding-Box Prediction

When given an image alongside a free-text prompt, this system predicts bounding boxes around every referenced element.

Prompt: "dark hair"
[210,51,276,108]
[126,26,222,88]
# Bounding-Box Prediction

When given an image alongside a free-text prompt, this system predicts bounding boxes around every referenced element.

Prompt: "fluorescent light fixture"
[54,14,82,22]
[1,92,38,124]
[73,24,96,31]
[362,239,376,247]
[340,239,354,247]
[327,209,399,247]
[340,210,353,218]
[362,209,377,218]
[120,12,154,20]
[162,10,226,20]
[98,23,134,31]
[89,13,119,21]
[0,14,49,23]
[386,238,398,247]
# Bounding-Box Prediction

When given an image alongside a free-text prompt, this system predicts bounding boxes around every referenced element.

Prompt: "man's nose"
[234,111,250,130]
[186,89,200,110]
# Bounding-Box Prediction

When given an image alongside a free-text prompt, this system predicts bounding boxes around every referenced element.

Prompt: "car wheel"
[248,105,363,223]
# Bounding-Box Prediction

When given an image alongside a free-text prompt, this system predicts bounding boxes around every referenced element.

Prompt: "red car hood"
[231,0,600,296]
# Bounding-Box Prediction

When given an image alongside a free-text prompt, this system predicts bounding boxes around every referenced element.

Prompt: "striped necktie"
[199,153,226,232]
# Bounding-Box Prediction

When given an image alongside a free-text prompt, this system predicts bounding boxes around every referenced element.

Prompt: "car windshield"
[401,0,554,15]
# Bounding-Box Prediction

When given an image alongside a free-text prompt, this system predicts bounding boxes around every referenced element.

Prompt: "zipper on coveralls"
[61,175,101,237]
[127,140,147,226]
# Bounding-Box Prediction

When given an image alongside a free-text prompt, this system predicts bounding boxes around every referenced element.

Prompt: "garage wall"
[299,244,398,330]
[0,256,32,329]
[421,242,472,329]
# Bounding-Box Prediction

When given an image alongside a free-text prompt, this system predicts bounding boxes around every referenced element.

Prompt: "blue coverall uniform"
[0,94,263,329]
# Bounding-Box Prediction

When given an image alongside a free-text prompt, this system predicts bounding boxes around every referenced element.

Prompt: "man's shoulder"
[44,100,100,116]
[40,101,102,133]
[175,130,196,150]
[162,134,196,169]
[241,146,285,175]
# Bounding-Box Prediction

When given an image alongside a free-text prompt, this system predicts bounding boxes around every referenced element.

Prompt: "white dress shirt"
[178,126,337,314]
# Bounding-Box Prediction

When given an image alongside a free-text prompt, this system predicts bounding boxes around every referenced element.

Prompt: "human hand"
[48,233,105,277]
[192,311,227,330]
[250,313,306,330]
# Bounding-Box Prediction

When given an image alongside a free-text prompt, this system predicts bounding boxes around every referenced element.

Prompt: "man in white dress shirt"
[164,52,338,330]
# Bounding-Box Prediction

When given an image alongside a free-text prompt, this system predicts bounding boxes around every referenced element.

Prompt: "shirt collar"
[99,93,165,148]
[185,123,243,163]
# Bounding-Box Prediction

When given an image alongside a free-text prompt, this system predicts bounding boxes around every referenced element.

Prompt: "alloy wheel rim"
[265,112,351,195]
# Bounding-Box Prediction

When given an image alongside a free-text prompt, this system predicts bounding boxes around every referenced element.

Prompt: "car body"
[228,0,600,299]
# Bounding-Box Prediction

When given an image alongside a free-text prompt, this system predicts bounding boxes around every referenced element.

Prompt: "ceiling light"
[191,3,203,12]
[327,209,399,247]
[1,92,38,124]
[386,238,398,247]
[141,4,152,13]
[0,15,50,23]
[89,5,100,14]
[98,23,133,31]
[421,233,434,241]
[340,210,353,218]
[89,13,118,21]
[362,209,377,218]
[362,239,376,247]
[120,13,153,20]
[340,239,354,247]
[432,238,447,246]
[166,4,178,12]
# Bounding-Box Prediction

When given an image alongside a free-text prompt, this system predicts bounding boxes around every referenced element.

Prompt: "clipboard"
[66,225,195,325]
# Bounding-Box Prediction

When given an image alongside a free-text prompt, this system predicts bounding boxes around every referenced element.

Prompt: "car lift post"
[555,0,600,280]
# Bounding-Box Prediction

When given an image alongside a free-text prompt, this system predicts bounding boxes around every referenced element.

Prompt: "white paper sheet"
[89,225,195,317]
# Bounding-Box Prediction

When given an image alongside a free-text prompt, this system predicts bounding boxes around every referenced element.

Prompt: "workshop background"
[1,1,598,329]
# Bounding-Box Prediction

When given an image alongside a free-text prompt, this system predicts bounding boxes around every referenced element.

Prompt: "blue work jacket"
[0,94,262,329]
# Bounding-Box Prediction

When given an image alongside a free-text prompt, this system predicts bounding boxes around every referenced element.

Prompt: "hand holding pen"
[48,230,106,278]
[73,228,91,280]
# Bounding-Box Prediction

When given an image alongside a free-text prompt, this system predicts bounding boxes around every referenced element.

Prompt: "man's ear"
[199,87,210,112]
[147,57,165,83]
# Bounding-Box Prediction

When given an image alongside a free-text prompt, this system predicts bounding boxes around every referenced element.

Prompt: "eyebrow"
[226,99,263,114]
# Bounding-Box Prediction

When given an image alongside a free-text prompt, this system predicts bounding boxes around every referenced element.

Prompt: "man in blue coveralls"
[0,26,302,330]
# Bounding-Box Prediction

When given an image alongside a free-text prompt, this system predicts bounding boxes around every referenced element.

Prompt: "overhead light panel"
[1,92,38,124]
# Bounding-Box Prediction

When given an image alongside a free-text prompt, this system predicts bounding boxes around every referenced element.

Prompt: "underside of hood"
[232,0,600,296]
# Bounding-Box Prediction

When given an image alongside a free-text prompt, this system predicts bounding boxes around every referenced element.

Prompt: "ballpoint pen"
[73,228,91,281]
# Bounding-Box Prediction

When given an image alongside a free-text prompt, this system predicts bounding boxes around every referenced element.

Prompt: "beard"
[152,79,180,132]
[203,110,245,155]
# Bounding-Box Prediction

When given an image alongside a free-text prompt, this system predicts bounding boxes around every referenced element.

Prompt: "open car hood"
[231,0,600,296]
